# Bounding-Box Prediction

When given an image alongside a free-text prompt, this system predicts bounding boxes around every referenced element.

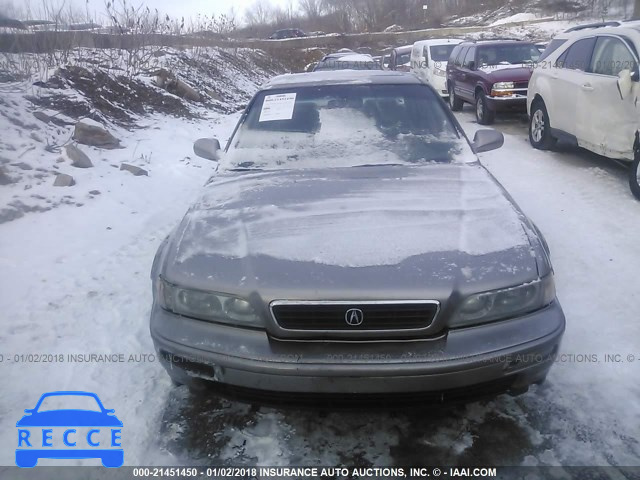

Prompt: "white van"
[411,38,463,96]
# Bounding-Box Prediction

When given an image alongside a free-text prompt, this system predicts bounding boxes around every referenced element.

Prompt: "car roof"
[460,38,532,46]
[336,53,375,61]
[263,70,422,90]
[322,50,356,60]
[394,45,413,53]
[413,38,463,47]
[555,23,640,41]
[564,21,622,32]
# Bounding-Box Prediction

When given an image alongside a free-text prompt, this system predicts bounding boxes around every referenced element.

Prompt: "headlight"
[491,81,517,97]
[158,278,262,327]
[493,81,514,90]
[451,275,556,328]
[434,68,446,77]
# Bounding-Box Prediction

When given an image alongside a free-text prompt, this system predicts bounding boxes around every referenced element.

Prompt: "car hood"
[16,410,123,427]
[161,164,539,299]
[478,65,534,83]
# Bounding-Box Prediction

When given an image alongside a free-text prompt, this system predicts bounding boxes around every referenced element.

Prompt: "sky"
[34,0,293,22]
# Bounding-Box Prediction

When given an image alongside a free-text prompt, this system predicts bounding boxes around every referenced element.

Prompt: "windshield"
[430,44,458,62]
[477,44,540,66]
[539,38,568,61]
[397,52,411,66]
[224,84,475,170]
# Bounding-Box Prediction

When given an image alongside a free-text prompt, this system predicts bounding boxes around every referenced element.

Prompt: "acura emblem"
[345,308,364,326]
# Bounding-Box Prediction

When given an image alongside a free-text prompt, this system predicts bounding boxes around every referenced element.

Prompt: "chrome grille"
[270,301,439,332]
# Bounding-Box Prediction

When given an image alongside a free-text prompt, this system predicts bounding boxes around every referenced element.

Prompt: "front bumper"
[485,94,528,112]
[150,301,565,396]
[428,75,449,97]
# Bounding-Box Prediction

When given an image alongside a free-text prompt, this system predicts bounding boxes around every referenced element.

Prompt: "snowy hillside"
[0,46,284,225]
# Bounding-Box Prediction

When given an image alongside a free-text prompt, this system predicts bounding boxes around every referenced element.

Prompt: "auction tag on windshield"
[259,93,297,122]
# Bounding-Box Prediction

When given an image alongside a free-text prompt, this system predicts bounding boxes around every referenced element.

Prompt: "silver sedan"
[150,71,564,402]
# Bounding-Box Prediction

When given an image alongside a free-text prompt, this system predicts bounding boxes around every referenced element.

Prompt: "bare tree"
[299,0,321,19]
[244,0,274,26]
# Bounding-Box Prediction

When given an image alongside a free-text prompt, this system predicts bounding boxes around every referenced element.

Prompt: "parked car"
[304,61,318,72]
[313,53,381,71]
[269,28,306,40]
[150,70,565,403]
[446,39,541,124]
[411,38,463,96]
[527,23,640,199]
[539,21,640,62]
[387,45,413,72]
[534,42,548,53]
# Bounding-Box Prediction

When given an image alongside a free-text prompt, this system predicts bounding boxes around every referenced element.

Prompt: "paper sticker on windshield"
[259,93,297,122]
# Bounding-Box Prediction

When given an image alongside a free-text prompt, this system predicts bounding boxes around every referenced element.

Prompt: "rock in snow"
[32,111,51,123]
[155,69,202,102]
[53,173,75,187]
[10,162,33,171]
[0,166,16,185]
[73,121,121,149]
[65,144,94,168]
[120,163,148,176]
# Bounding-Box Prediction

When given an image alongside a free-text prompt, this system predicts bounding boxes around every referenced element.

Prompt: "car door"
[447,45,464,91]
[580,35,639,158]
[422,45,432,83]
[458,46,476,101]
[450,46,469,96]
[549,37,597,135]
[410,44,424,80]
[389,50,398,70]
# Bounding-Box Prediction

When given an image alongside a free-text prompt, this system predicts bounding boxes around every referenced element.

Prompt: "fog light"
[491,89,514,97]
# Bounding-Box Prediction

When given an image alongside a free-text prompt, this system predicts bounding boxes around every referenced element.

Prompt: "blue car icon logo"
[16,391,123,468]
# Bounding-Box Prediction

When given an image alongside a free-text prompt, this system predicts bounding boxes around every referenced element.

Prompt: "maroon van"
[446,39,541,124]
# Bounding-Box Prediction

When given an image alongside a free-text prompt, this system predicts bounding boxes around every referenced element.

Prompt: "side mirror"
[472,129,504,153]
[467,60,476,70]
[193,138,220,161]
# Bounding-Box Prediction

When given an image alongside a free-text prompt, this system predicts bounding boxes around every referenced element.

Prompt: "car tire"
[475,91,495,125]
[529,100,556,150]
[449,85,463,111]
[630,151,640,201]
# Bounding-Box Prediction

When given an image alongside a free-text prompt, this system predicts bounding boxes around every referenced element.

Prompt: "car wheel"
[529,100,556,150]
[449,85,463,111]
[630,151,640,200]
[475,91,495,125]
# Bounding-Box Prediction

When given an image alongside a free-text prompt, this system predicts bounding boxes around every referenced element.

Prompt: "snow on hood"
[478,63,532,73]
[168,164,530,269]
[477,64,534,82]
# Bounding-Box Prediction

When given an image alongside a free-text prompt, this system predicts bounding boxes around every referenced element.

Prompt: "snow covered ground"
[0,109,242,466]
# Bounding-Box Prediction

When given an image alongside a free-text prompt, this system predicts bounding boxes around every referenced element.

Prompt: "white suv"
[527,22,640,199]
